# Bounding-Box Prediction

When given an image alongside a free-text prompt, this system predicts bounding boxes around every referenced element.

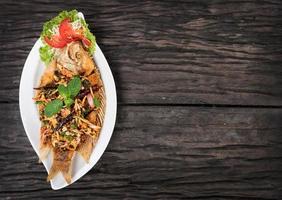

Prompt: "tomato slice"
[45,18,92,49]
[60,18,83,42]
[81,37,91,47]
[59,18,74,43]
[44,34,67,48]
[71,33,82,40]
[70,32,91,47]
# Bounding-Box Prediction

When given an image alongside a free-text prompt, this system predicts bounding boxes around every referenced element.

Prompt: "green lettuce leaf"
[79,18,96,54]
[41,10,80,39]
[39,45,54,64]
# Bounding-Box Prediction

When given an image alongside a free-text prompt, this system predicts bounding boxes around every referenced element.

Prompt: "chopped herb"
[70,123,77,129]
[60,132,74,141]
[93,97,100,107]
[68,76,81,98]
[44,99,63,117]
[82,108,90,117]
[35,101,44,105]
[57,77,81,108]
[58,84,70,99]
[59,131,67,136]
[64,98,74,108]
[65,135,73,141]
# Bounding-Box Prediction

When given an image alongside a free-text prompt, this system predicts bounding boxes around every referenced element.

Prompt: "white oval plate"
[19,13,117,190]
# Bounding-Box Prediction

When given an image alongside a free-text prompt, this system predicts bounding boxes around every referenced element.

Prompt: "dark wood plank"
[1,104,282,199]
[0,0,282,105]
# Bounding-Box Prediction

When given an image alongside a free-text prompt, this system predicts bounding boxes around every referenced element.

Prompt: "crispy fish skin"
[71,41,95,76]
[39,127,52,162]
[56,41,94,76]
[76,133,100,164]
[76,108,103,163]
[76,134,94,163]
[38,41,105,183]
[39,59,56,87]
[47,148,75,184]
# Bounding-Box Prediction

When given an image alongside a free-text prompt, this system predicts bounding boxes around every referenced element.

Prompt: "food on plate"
[33,10,105,183]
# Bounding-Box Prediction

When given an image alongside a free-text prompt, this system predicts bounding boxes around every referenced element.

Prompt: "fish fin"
[47,148,74,183]
[62,169,72,184]
[39,127,52,162]
[77,134,94,163]
[39,147,51,163]
[40,59,56,86]
[47,164,59,182]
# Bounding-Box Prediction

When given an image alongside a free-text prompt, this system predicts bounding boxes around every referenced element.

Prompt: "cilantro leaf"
[44,99,63,117]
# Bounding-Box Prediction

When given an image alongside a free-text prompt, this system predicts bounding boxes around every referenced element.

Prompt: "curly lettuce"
[41,10,80,39]
[39,45,54,64]
[83,21,96,54]
[39,10,96,65]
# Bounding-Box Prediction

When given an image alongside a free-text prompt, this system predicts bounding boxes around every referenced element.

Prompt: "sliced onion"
[89,124,101,131]
[87,93,94,108]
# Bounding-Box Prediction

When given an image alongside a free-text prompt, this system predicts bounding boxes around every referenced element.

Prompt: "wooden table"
[1,0,282,199]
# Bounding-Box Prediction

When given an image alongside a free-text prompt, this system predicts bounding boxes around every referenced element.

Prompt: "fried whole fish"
[35,37,105,183]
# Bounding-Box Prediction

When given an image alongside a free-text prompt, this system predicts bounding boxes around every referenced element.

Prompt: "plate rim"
[19,20,117,189]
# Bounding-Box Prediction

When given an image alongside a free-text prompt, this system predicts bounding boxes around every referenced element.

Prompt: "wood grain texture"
[1,0,282,199]
[0,0,282,105]
[1,104,282,199]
